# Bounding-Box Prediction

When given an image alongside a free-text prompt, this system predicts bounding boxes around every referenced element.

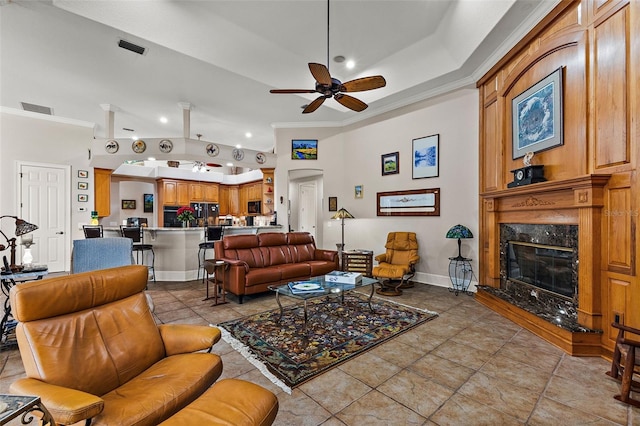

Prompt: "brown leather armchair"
[9,265,223,425]
[373,232,420,296]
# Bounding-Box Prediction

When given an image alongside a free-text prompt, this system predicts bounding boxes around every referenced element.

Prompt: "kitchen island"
[104,225,282,281]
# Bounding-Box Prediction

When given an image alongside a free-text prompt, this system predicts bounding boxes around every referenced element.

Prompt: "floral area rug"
[217,292,438,394]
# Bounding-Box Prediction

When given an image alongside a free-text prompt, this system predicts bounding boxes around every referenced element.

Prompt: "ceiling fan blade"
[302,96,326,114]
[309,63,332,86]
[340,76,386,92]
[334,93,368,112]
[270,89,317,94]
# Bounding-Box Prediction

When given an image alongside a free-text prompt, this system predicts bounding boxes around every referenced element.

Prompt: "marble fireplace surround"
[477,175,611,355]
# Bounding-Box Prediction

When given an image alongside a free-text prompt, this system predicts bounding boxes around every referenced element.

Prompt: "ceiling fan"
[269,0,386,114]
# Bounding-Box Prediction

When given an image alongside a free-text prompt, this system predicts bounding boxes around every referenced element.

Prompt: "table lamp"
[446,224,473,260]
[331,208,355,253]
[0,215,39,272]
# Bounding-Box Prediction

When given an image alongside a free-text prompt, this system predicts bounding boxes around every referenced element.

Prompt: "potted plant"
[177,206,195,227]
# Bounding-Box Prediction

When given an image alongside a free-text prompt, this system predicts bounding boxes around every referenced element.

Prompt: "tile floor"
[1,279,639,425]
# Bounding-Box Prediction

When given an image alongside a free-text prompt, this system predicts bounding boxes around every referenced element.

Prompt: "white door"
[20,163,69,272]
[299,182,317,241]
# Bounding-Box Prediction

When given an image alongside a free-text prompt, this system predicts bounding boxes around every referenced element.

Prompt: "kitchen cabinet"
[94,168,112,217]
[189,182,204,201]
[159,179,189,206]
[218,185,229,215]
[228,186,239,216]
[204,183,218,202]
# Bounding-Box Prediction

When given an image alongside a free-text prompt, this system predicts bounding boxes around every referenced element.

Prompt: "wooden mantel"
[477,174,611,355]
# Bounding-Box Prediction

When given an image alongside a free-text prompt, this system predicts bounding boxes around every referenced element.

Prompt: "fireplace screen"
[507,241,574,299]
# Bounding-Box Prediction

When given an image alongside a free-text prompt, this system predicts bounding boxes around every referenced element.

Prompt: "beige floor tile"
[450,327,510,354]
[217,347,256,380]
[554,353,614,388]
[408,353,475,390]
[458,372,538,421]
[496,340,562,373]
[335,390,426,426]
[543,375,628,424]
[429,392,524,426]
[479,352,550,392]
[319,417,347,426]
[368,339,427,368]
[272,389,332,426]
[528,397,621,425]
[377,369,454,418]
[431,340,494,370]
[337,351,401,387]
[299,368,372,413]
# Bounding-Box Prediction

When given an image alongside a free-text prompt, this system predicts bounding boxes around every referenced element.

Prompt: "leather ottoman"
[160,379,278,426]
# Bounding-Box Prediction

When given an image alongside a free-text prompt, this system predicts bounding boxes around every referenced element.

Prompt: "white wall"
[1,109,96,270]
[274,88,479,288]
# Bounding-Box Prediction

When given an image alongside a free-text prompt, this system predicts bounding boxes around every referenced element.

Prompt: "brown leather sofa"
[215,232,339,303]
[9,265,278,425]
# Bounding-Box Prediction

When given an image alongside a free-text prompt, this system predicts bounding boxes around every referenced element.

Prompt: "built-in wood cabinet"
[476,0,639,356]
[204,184,218,202]
[160,179,189,206]
[218,185,229,215]
[94,168,112,217]
[189,182,204,201]
[262,168,275,215]
[228,186,239,216]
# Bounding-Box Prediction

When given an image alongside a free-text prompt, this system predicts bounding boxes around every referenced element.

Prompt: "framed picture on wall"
[77,170,88,179]
[381,152,399,175]
[412,134,439,179]
[121,199,136,210]
[78,194,88,202]
[376,188,440,216]
[512,67,563,159]
[77,182,88,190]
[354,185,363,199]
[328,196,337,211]
[143,194,154,213]
[291,139,318,160]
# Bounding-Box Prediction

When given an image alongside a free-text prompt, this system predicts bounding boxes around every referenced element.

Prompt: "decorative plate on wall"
[206,143,219,157]
[232,148,245,161]
[159,139,173,153]
[105,139,119,154]
[132,139,146,154]
[256,152,266,164]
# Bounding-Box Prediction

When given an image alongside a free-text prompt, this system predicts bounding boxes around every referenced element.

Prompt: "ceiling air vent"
[118,39,146,55]
[21,102,53,115]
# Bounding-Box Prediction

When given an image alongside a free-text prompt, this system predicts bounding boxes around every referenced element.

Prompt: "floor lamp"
[331,208,354,263]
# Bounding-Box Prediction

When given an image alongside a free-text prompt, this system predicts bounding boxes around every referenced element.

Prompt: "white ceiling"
[0,0,558,153]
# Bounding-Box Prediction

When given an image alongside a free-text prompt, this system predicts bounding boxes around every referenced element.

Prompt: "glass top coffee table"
[269,276,378,328]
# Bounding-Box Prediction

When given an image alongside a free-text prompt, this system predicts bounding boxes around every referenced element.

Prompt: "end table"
[448,256,473,296]
[342,250,373,277]
[0,394,55,425]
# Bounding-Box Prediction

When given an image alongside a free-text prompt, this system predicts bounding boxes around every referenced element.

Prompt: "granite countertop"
[103,225,282,232]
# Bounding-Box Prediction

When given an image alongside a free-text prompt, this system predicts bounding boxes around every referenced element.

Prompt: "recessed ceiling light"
[159,116,168,124]
[226,162,233,167]
[346,60,355,69]
[147,157,156,161]
[245,132,252,138]
[236,144,242,149]
[131,135,138,141]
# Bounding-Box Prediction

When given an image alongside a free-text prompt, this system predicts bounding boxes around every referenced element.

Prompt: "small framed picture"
[328,196,338,212]
[143,194,154,213]
[291,139,318,160]
[381,152,399,176]
[78,194,88,202]
[77,182,88,190]
[78,170,89,179]
[354,185,364,199]
[412,134,439,179]
[121,199,136,210]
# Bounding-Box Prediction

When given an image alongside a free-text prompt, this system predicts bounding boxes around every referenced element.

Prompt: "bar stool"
[198,226,224,282]
[120,225,155,282]
[83,225,103,238]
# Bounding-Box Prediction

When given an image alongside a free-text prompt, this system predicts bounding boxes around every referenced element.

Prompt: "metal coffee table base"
[273,284,375,329]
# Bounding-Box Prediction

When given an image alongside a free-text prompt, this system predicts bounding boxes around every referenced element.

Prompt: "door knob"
[56,231,64,235]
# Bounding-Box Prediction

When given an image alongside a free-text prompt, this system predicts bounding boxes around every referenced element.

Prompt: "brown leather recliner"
[9,265,223,426]
[373,232,420,296]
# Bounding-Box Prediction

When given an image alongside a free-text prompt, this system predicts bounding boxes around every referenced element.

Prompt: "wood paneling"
[481,99,499,192]
[94,168,112,217]
[605,184,634,274]
[593,4,630,169]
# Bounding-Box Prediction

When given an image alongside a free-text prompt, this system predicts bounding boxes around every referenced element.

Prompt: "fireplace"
[484,223,587,331]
